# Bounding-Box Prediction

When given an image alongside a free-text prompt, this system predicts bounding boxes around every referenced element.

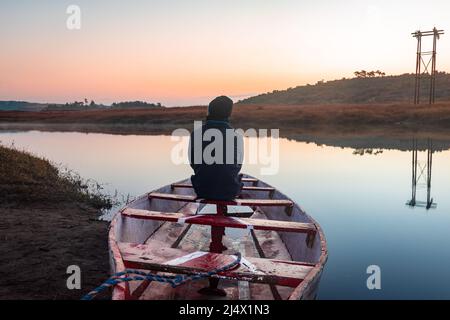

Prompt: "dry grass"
[1,102,450,136]
[234,102,450,129]
[0,145,113,208]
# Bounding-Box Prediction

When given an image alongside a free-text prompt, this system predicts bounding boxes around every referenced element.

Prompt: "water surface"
[1,130,450,299]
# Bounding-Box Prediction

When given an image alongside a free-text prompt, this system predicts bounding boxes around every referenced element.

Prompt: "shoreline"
[0,146,112,299]
[1,103,450,151]
[1,121,450,152]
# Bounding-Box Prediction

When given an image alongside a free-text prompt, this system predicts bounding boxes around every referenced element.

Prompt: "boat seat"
[118,242,315,287]
[121,208,316,236]
[148,192,293,208]
[241,177,258,184]
[171,183,275,193]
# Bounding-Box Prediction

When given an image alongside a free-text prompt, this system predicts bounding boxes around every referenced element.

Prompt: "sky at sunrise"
[1,0,450,106]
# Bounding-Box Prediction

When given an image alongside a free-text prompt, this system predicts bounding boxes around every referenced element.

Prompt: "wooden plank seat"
[171,183,275,193]
[122,208,316,236]
[148,192,293,208]
[241,177,258,183]
[118,242,315,287]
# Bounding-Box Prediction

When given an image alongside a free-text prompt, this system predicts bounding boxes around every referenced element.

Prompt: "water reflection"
[406,138,436,210]
[352,148,384,156]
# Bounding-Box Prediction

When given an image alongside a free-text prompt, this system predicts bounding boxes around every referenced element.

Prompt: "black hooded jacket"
[189,120,243,200]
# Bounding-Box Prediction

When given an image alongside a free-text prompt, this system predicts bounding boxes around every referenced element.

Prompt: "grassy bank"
[1,103,450,147]
[1,102,450,133]
[0,145,113,299]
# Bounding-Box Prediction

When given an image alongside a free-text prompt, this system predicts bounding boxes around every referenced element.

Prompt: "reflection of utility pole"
[426,139,433,208]
[407,139,436,209]
[410,139,418,205]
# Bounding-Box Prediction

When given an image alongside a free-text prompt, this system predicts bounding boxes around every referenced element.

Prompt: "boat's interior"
[111,175,326,300]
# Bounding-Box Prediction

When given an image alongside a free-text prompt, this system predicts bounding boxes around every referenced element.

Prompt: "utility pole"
[412,28,444,104]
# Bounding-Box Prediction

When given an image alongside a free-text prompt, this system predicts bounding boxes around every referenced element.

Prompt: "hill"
[238,73,450,105]
[0,101,47,111]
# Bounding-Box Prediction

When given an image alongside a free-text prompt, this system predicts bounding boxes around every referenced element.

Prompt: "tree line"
[44,100,164,111]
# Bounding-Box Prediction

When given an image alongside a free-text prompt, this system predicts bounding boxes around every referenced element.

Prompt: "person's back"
[189,96,243,201]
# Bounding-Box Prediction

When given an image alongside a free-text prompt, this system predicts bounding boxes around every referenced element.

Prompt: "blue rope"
[81,252,241,300]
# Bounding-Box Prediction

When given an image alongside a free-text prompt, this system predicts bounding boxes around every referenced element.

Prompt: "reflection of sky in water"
[1,131,450,299]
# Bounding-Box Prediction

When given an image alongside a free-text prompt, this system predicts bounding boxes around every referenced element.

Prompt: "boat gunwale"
[108,174,328,300]
[247,176,328,300]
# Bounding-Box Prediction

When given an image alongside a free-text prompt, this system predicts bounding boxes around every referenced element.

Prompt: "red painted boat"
[109,174,327,300]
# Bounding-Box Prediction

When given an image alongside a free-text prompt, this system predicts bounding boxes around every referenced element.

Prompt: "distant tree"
[354,70,368,78]
[355,70,385,78]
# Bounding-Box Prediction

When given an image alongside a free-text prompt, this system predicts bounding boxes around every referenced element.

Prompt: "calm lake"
[2,130,450,299]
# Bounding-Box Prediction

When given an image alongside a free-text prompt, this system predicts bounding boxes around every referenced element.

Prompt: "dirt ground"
[0,202,110,300]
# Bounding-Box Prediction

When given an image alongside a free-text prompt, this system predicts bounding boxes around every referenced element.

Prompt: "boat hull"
[108,174,327,300]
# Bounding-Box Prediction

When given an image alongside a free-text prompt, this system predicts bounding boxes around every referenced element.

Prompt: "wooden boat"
[109,174,327,300]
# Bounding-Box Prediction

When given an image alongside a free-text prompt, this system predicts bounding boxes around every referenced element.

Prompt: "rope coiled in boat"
[81,252,241,300]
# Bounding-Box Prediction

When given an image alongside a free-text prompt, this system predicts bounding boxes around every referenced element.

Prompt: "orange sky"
[1,0,449,106]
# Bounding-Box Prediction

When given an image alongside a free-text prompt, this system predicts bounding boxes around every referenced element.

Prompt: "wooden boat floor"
[132,203,294,300]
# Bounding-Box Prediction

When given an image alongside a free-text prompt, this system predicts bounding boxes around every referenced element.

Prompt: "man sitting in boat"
[189,96,243,201]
